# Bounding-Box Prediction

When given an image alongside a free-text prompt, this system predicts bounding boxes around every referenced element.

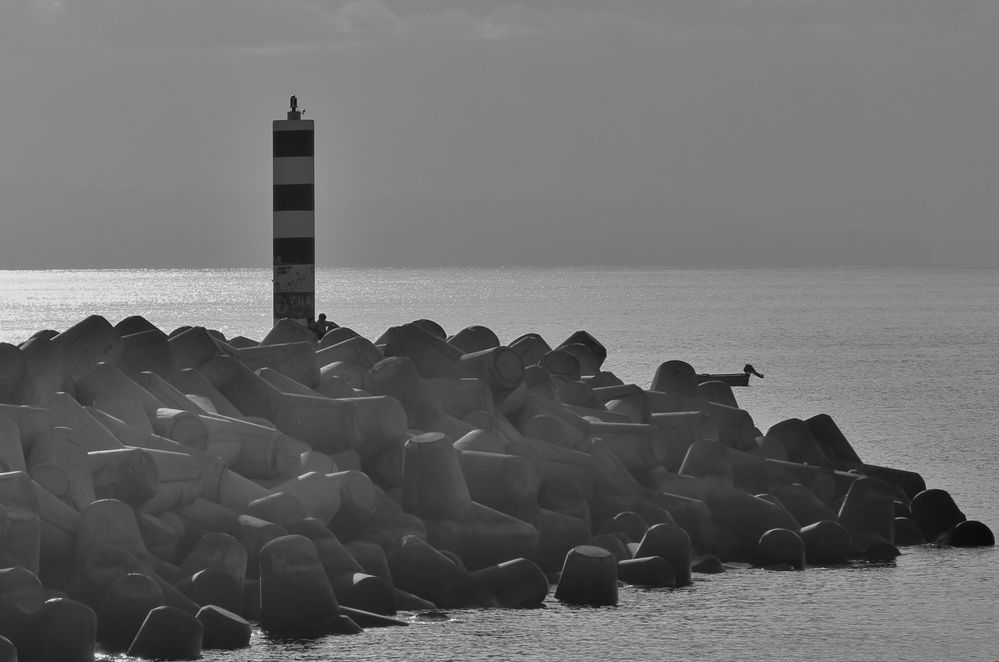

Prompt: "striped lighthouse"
[272,95,315,324]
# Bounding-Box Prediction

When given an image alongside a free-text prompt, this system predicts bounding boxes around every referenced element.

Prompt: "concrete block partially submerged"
[554,545,618,606]
[127,605,202,660]
[258,534,340,638]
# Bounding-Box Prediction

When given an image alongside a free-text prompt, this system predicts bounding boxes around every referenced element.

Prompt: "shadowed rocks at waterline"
[0,314,993,660]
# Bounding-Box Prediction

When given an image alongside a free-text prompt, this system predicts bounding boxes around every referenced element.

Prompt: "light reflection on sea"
[186,547,997,662]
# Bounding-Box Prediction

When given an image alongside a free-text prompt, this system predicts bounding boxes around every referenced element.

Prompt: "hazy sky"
[1,0,996,268]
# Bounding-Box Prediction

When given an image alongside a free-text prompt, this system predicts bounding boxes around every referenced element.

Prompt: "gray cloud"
[1,0,338,49]
[4,0,990,50]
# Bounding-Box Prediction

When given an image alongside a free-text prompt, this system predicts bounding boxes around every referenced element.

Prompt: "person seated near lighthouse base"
[309,313,334,339]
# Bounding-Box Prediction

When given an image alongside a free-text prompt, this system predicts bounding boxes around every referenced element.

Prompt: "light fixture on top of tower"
[288,94,305,120]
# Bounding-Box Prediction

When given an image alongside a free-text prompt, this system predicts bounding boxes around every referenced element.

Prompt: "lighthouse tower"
[272,95,315,324]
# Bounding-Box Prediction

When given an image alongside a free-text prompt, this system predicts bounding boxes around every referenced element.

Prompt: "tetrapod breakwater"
[0,314,993,661]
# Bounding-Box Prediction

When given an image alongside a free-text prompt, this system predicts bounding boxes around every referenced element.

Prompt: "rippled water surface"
[1,267,997,660]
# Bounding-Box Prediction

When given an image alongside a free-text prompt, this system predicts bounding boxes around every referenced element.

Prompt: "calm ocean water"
[1,266,996,661]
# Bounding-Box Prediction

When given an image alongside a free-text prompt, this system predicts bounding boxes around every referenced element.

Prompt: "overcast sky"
[1,0,996,268]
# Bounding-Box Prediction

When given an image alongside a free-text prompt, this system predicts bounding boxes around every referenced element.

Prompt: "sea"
[0,266,996,661]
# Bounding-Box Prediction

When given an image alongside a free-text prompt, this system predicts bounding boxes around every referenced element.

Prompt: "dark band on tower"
[273,95,315,323]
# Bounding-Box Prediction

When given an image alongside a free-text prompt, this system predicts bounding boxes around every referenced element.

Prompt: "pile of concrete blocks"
[0,314,992,659]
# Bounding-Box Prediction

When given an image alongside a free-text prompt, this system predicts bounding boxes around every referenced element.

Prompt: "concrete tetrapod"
[587,439,642,524]
[618,556,676,588]
[263,471,343,525]
[423,501,540,572]
[228,340,321,389]
[127,605,203,661]
[197,605,252,650]
[260,318,318,348]
[531,508,591,575]
[648,411,719,472]
[804,414,864,469]
[316,336,384,372]
[765,418,833,468]
[245,491,308,528]
[0,505,40,575]
[166,368,245,419]
[177,567,244,613]
[0,343,36,406]
[376,322,463,379]
[589,532,632,562]
[772,483,838,528]
[507,333,552,368]
[598,511,649,544]
[117,328,173,379]
[471,558,549,608]
[0,406,57,458]
[52,314,124,391]
[798,520,852,565]
[74,499,155,571]
[258,534,340,638]
[0,415,26,474]
[18,333,66,406]
[633,522,693,586]
[456,346,525,398]
[539,349,581,382]
[287,517,362,571]
[893,517,927,547]
[587,421,669,476]
[25,427,96,512]
[457,449,541,522]
[140,512,185,564]
[447,325,501,354]
[556,330,607,373]
[317,326,360,348]
[554,545,618,607]
[0,566,46,652]
[557,343,603,378]
[643,491,716,556]
[0,471,79,586]
[84,408,228,505]
[943,521,995,547]
[18,597,97,662]
[837,477,898,554]
[857,464,925,501]
[166,326,222,373]
[650,360,701,401]
[177,531,247,591]
[43,392,123,452]
[756,528,806,570]
[698,380,738,408]
[678,439,736,493]
[86,448,159,508]
[602,388,653,425]
[427,378,495,421]
[96,572,165,654]
[367,357,473,442]
[706,488,800,561]
[388,535,497,609]
[197,356,363,454]
[329,572,397,616]
[909,488,966,543]
[402,432,473,521]
[345,540,394,585]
